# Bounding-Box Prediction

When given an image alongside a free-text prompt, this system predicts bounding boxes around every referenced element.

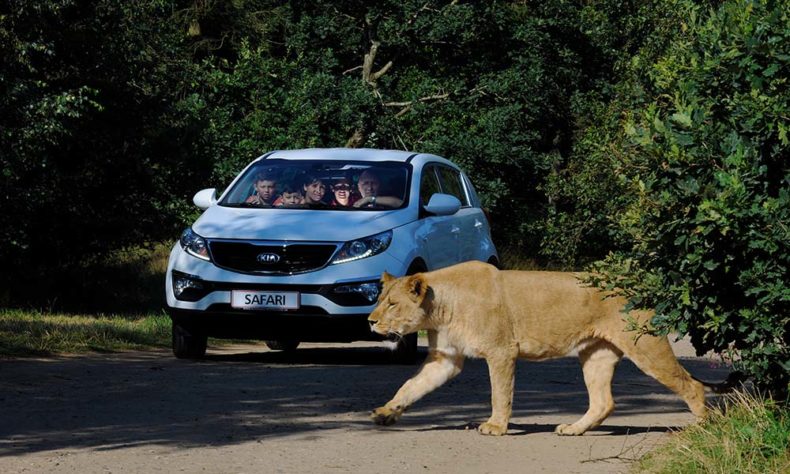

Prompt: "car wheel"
[172,322,207,359]
[389,333,418,364]
[265,340,300,351]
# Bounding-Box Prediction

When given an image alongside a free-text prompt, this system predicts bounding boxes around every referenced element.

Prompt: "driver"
[352,169,403,208]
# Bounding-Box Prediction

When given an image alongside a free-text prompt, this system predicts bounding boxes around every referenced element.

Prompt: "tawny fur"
[368,261,709,436]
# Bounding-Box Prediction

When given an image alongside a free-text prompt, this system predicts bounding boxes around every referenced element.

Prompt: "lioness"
[368,261,735,436]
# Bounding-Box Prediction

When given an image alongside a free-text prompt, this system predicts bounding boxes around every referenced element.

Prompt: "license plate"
[231,290,300,310]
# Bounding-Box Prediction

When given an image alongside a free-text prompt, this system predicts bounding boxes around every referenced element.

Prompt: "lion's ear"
[407,274,427,302]
[380,271,395,284]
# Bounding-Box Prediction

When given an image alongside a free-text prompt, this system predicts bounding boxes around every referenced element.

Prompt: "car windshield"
[220,159,411,210]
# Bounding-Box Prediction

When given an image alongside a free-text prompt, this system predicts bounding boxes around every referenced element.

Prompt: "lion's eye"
[388,301,397,308]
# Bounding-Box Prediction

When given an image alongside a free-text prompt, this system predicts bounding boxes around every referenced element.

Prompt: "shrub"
[590,0,789,396]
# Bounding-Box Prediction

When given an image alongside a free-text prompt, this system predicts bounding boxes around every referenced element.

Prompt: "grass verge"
[0,309,172,357]
[634,391,789,473]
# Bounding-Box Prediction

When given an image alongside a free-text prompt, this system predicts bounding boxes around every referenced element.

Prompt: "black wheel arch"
[406,258,427,275]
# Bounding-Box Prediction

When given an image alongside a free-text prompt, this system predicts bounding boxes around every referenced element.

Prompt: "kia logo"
[256,252,281,264]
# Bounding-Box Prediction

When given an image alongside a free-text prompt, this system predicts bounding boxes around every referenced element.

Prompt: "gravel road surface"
[0,337,731,473]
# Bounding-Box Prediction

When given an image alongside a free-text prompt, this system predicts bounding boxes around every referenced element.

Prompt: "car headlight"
[179,228,210,261]
[331,231,392,265]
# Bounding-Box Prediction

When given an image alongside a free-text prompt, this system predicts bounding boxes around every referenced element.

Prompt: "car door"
[435,165,482,262]
[416,164,461,269]
[461,171,495,262]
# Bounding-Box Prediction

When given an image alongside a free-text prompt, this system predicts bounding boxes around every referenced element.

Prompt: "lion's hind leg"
[613,333,708,419]
[555,340,622,436]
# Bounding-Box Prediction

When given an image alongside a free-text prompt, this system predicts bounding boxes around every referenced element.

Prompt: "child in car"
[278,182,305,207]
[245,171,277,206]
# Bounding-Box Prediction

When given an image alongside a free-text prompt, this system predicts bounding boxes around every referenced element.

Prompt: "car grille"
[208,240,340,274]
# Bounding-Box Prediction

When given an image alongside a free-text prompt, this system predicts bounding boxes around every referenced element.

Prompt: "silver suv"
[165,148,498,361]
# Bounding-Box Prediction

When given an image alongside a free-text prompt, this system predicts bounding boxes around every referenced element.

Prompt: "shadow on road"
[0,342,732,457]
[204,344,411,365]
[416,422,678,436]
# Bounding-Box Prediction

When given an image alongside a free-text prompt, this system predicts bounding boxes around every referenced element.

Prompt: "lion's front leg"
[372,348,464,427]
[478,352,516,436]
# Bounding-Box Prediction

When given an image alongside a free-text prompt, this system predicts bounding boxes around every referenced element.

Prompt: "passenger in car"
[353,169,404,208]
[302,174,327,205]
[245,171,277,206]
[278,182,304,207]
[330,176,357,207]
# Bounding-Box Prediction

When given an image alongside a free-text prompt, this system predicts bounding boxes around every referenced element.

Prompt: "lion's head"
[368,272,429,338]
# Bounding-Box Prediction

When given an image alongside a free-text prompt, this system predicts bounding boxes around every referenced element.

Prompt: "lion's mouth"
[369,321,404,340]
[369,321,388,336]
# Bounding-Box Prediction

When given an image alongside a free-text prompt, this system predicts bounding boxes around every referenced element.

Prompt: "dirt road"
[0,337,731,473]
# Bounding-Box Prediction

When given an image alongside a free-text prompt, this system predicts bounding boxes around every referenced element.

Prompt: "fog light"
[333,282,380,303]
[172,271,207,301]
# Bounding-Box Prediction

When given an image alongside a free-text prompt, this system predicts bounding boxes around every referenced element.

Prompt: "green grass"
[0,309,172,357]
[634,391,790,474]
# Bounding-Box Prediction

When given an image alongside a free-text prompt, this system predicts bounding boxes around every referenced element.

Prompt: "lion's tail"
[693,371,747,394]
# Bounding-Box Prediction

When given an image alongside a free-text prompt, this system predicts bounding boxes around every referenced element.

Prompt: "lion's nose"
[368,320,376,329]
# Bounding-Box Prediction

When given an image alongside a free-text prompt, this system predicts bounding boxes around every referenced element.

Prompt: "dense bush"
[0,0,209,302]
[582,1,789,396]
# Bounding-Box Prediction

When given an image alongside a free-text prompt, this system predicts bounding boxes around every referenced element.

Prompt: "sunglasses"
[333,185,351,191]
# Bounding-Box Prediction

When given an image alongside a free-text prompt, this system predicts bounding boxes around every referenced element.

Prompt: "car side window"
[437,166,469,207]
[462,173,481,207]
[420,165,442,206]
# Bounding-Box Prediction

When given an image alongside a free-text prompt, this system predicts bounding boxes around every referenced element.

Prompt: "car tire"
[264,340,300,351]
[172,322,207,359]
[389,333,418,364]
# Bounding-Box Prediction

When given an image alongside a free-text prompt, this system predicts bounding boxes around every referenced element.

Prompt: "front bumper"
[166,305,381,342]
[165,242,405,343]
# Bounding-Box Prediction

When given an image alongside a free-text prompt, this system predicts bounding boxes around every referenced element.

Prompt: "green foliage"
[585,0,789,395]
[0,0,210,293]
[541,0,683,267]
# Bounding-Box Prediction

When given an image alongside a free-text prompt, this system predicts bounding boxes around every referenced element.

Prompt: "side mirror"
[193,188,217,210]
[423,193,461,216]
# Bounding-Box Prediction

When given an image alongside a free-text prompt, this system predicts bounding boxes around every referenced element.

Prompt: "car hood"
[192,205,415,242]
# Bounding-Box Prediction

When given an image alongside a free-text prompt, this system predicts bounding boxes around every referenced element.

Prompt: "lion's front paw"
[477,422,507,436]
[554,423,585,436]
[371,406,403,426]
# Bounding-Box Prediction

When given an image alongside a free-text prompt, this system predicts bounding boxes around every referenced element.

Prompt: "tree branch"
[370,61,393,82]
[383,93,450,108]
[361,41,395,86]
[384,93,450,118]
[343,65,363,75]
